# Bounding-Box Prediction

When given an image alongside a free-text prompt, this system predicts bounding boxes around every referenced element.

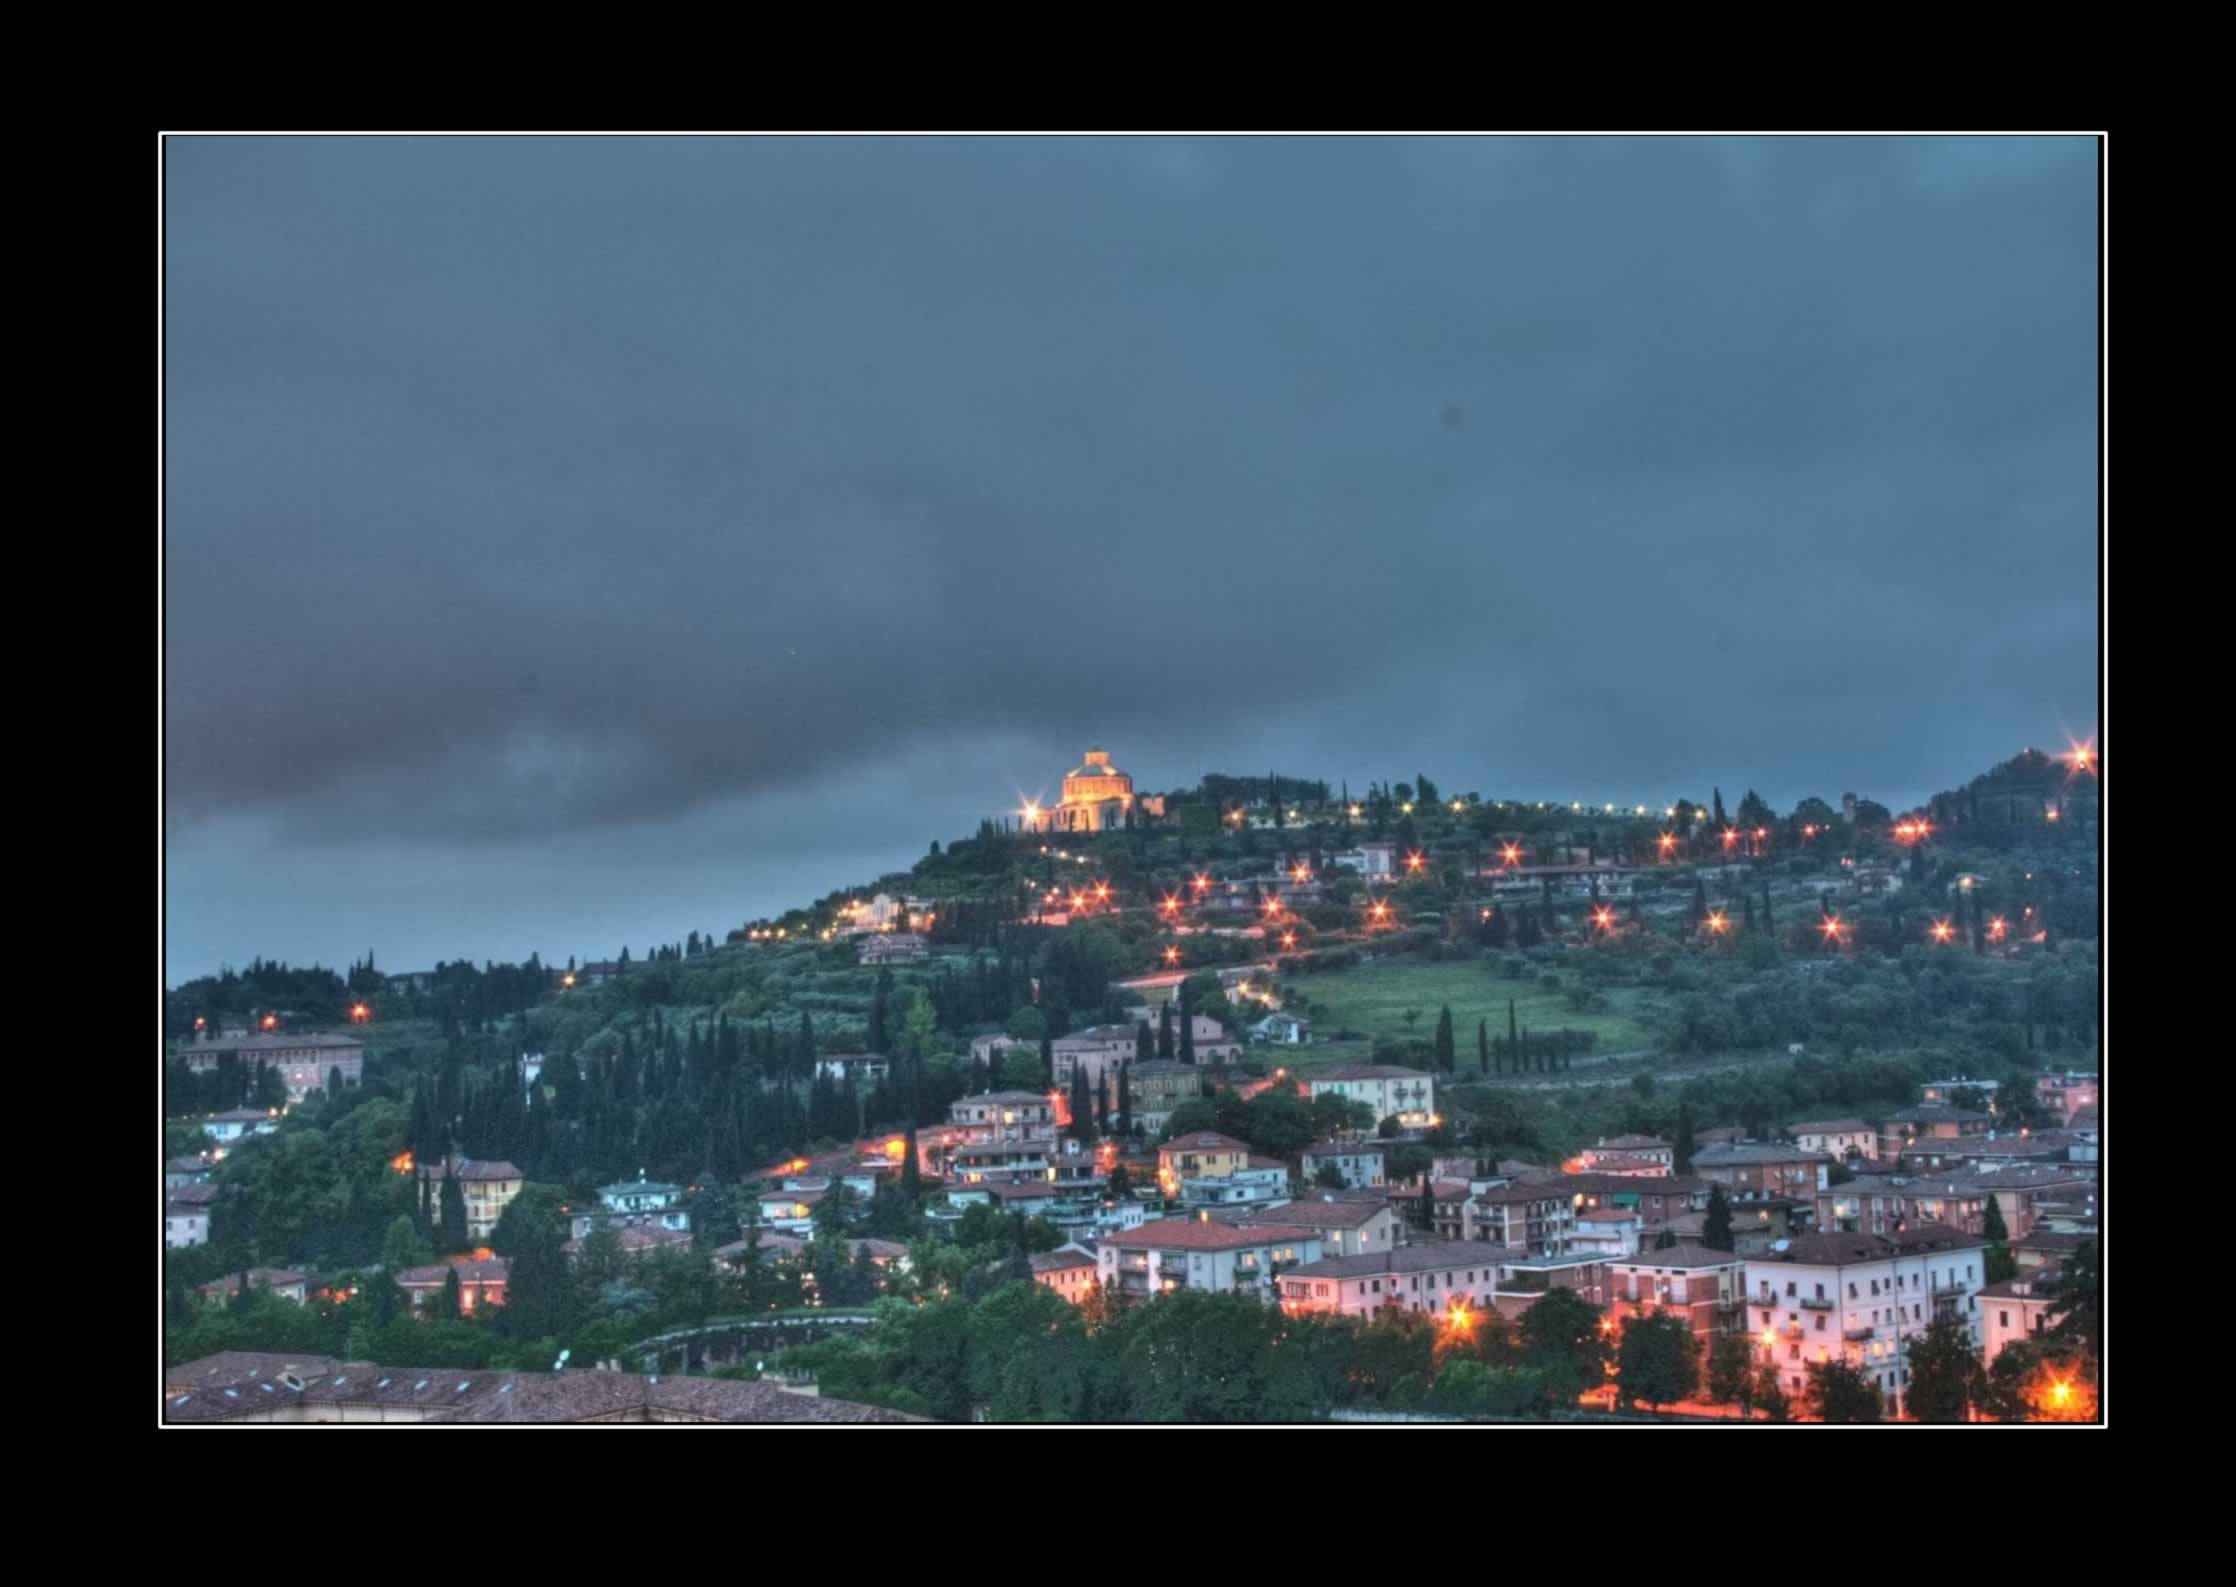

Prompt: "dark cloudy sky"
[164,136,2099,980]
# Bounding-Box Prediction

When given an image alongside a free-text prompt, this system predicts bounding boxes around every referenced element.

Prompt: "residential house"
[1305,1065,1435,1130]
[1979,1269,2067,1369]
[419,1158,525,1240]
[1179,1157,1288,1211]
[165,1201,211,1248]
[1300,1138,1386,1190]
[1463,1181,1576,1256]
[1030,1246,1100,1303]
[1557,1172,1714,1227]
[2011,1230,2092,1273]
[1226,1191,1398,1258]
[594,1170,691,1231]
[1124,1060,1204,1136]
[166,1156,216,1189]
[1247,1012,1311,1045]
[1578,1135,1672,1171]
[1693,1143,1831,1204]
[859,933,928,965]
[1572,1205,1642,1256]
[1095,1218,1322,1302]
[1789,1118,1878,1162]
[1743,1225,1985,1415]
[1959,1166,2098,1241]
[1487,1252,1610,1317]
[202,1107,281,1145]
[1605,1249,1747,1348]
[395,1255,510,1313]
[1878,1104,1992,1163]
[1157,1131,1252,1196]
[198,1269,308,1305]
[1279,1241,1507,1320]
[2035,1070,2099,1122]
[755,1187,824,1234]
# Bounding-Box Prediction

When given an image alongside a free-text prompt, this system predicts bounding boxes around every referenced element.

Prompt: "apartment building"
[1744,1225,1985,1415]
[1095,1219,1322,1301]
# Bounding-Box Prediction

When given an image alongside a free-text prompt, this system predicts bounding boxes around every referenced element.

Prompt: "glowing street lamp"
[1931,919,1956,944]
[1405,851,1426,874]
[1159,894,1181,917]
[1020,800,1041,824]
[1820,915,1847,945]
[1705,910,1728,935]
[1291,864,1312,883]
[1368,901,1392,928]
[193,1016,207,1031]
[1450,799,1465,814]
[1348,804,1363,819]
[1191,873,1212,894]
[1658,832,1677,858]
[1592,906,1616,933]
[1500,843,1522,867]
[350,1002,371,1023]
[1094,881,1112,903]
[1400,802,1414,815]
[1069,891,1088,912]
[1721,828,1739,850]
[1263,897,1284,919]
[260,1014,278,1032]
[1163,945,1182,967]
[1280,930,1297,951]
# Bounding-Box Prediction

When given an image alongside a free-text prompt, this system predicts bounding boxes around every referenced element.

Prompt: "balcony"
[1845,1326,1875,1342]
[1798,1296,1836,1310]
[1778,1323,1806,1341]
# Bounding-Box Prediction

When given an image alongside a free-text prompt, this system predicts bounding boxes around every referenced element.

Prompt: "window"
[1848,1283,1858,1298]
[1785,1281,1796,1297]
[1999,1310,2009,1328]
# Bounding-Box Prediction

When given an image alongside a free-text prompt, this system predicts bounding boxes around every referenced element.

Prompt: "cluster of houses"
[992,1066,2096,1419]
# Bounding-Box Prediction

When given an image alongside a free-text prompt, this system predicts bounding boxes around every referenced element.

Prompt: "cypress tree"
[439,1172,468,1249]
[1157,1001,1175,1059]
[1674,1102,1696,1175]
[441,1265,463,1319]
[1117,1061,1134,1138]
[1477,1019,1490,1075]
[1179,994,1197,1065]
[1136,1020,1155,1062]
[1704,1184,1734,1252]
[1434,1006,1455,1073]
[1039,1030,1054,1087]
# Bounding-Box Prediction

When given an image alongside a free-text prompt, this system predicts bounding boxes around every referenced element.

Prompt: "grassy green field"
[1275,958,1655,1076]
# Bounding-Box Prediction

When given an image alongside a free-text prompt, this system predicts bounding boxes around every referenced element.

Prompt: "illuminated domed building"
[1022,748,1164,833]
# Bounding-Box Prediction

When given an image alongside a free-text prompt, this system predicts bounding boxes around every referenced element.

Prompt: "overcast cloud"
[163,136,2099,978]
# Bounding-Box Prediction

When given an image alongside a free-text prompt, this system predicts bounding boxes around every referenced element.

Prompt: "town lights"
[1592,906,1615,932]
[1451,800,1464,813]
[193,1016,206,1030]
[1721,828,1738,849]
[1706,911,1729,934]
[1400,802,1414,815]
[1094,881,1111,902]
[1445,1302,1476,1339]
[1280,930,1297,950]
[1405,852,1426,873]
[1263,897,1283,918]
[1368,902,1392,927]
[1192,873,1211,893]
[1802,824,1818,839]
[260,1014,278,1031]
[1020,800,1041,823]
[1931,920,1956,944]
[1292,865,1311,882]
[1658,833,1676,856]
[1069,892,1088,911]
[2067,739,2098,775]
[350,1003,371,1023]
[1163,946,1181,966]
[1500,844,1521,866]
[1820,916,1846,944]
[1988,917,2009,942]
[1160,894,1180,916]
[1349,804,1363,818]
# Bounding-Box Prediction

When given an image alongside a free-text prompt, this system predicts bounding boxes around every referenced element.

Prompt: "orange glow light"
[1820,916,1846,942]
[260,1014,278,1031]
[1501,843,1522,866]
[885,1138,907,1161]
[1095,881,1111,901]
[1931,920,1956,943]
[1592,906,1615,931]
[1163,946,1181,966]
[1160,894,1180,916]
[390,1151,415,1175]
[1658,833,1676,855]
[350,1003,370,1023]
[1706,910,1728,934]
[1721,828,1738,849]
[1192,873,1211,892]
[1292,865,1311,882]
[1988,917,2009,941]
[1280,931,1296,950]
[1405,851,1425,873]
